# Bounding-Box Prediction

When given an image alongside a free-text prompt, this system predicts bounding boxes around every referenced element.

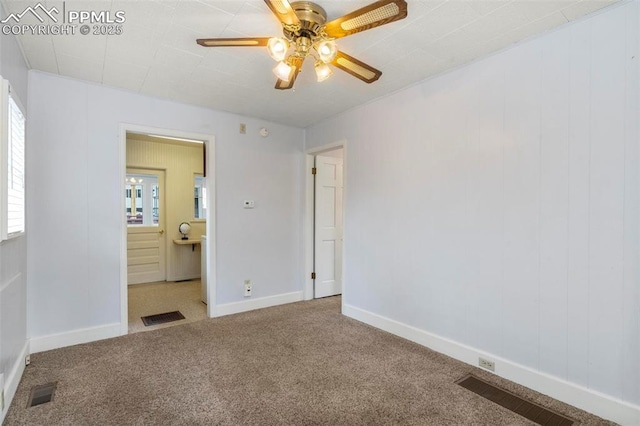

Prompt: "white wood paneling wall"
[0,236,27,392]
[0,12,29,422]
[27,70,304,342]
[305,1,639,408]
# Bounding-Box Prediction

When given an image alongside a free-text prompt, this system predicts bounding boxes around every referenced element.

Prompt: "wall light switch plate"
[243,200,255,209]
[239,123,246,134]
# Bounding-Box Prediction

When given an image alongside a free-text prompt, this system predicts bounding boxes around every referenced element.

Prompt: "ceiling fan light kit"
[316,40,337,63]
[314,62,333,82]
[273,60,294,81]
[196,0,408,90]
[267,37,290,61]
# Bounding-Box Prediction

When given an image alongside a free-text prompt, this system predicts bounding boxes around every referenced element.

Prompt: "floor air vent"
[141,311,185,326]
[27,382,57,407]
[457,375,574,426]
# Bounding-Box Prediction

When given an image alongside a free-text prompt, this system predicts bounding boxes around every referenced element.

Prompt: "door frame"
[304,140,347,303]
[118,123,217,335]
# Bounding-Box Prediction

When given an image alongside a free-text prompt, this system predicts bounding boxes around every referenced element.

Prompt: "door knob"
[159,229,165,235]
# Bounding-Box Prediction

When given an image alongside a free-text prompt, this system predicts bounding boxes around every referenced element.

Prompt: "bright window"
[194,175,206,220]
[1,78,26,240]
[125,173,159,226]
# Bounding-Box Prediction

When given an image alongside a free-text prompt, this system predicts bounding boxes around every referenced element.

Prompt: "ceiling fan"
[196,0,408,90]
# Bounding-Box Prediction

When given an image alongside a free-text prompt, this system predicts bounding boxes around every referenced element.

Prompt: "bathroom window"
[194,174,206,220]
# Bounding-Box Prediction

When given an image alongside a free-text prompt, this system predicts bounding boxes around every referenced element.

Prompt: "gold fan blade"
[324,0,408,39]
[264,0,301,27]
[197,37,271,47]
[331,51,382,84]
[275,57,304,90]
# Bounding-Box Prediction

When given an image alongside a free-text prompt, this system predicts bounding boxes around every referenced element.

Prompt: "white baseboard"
[215,291,303,317]
[30,323,121,354]
[1,341,29,424]
[168,275,201,282]
[343,303,640,426]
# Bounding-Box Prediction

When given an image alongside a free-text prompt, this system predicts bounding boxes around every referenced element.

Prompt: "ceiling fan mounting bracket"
[291,1,327,26]
[283,1,328,44]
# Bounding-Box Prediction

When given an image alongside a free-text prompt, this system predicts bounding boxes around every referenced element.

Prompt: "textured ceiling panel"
[1,0,621,127]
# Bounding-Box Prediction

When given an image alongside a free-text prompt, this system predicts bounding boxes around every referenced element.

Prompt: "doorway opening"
[119,125,216,335]
[305,141,346,302]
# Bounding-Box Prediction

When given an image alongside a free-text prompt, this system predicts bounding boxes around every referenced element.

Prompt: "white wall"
[306,1,639,419]
[0,5,29,422]
[27,71,304,341]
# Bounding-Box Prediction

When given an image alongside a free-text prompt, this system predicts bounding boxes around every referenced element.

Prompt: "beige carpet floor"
[128,280,207,334]
[6,297,614,425]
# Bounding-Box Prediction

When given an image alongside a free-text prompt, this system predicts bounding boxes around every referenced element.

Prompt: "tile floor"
[127,280,207,334]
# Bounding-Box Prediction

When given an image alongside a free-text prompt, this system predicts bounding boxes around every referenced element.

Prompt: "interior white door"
[314,155,344,298]
[126,169,166,285]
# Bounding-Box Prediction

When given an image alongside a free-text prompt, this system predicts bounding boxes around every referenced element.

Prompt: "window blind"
[7,95,25,235]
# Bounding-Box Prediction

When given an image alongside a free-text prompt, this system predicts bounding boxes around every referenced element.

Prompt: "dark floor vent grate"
[457,375,574,426]
[141,310,185,326]
[27,382,57,408]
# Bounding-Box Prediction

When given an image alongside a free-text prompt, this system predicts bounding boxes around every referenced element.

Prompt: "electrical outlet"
[244,280,252,297]
[25,354,30,366]
[479,357,495,371]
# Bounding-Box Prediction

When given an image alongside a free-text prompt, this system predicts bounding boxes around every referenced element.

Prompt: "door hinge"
[311,167,317,175]
[311,272,316,279]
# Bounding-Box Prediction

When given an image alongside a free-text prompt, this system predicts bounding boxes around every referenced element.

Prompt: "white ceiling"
[3,0,620,127]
